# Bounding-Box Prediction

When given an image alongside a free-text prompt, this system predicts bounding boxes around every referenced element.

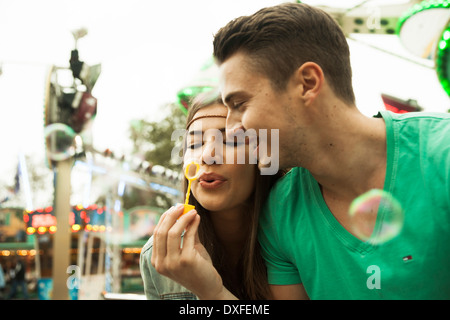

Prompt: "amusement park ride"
[41,28,182,299]
[1,0,448,300]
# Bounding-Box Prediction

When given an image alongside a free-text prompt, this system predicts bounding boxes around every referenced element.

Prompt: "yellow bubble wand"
[181,160,200,216]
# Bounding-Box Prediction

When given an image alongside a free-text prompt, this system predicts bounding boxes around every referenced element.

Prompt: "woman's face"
[184,103,256,212]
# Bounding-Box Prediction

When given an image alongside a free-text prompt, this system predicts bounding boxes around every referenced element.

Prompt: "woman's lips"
[198,172,227,189]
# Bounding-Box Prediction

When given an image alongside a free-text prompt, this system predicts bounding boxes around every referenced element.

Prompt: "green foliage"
[129,103,186,171]
[124,103,186,210]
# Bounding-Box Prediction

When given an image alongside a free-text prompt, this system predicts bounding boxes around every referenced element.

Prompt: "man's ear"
[295,62,324,106]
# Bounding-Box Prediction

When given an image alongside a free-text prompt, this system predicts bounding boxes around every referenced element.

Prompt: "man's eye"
[232,101,245,109]
[224,140,244,147]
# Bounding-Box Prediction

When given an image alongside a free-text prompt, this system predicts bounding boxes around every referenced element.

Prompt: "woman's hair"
[183,89,283,299]
[213,2,355,105]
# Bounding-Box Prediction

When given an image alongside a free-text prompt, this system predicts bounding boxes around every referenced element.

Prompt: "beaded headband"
[186,114,227,129]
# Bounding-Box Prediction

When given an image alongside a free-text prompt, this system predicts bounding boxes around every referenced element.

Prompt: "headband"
[186,114,227,129]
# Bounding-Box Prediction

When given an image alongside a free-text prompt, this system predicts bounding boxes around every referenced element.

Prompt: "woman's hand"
[151,204,236,299]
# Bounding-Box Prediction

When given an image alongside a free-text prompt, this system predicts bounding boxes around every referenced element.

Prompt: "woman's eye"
[188,143,202,149]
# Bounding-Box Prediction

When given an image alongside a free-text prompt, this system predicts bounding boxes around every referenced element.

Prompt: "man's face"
[219,52,300,170]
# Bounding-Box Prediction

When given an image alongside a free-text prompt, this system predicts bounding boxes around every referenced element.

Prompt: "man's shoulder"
[392,111,450,153]
[386,110,450,130]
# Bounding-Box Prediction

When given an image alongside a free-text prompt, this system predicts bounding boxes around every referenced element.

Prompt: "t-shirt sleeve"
[258,198,302,285]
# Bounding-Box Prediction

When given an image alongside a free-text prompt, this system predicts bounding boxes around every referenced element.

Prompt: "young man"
[151,2,450,300]
[213,2,450,299]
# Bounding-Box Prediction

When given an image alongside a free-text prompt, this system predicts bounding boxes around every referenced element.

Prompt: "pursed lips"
[198,172,227,189]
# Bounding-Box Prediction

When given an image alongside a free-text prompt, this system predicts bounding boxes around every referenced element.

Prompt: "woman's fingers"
[166,209,198,258]
[181,211,201,252]
[150,208,220,297]
[152,205,182,267]
[152,206,199,276]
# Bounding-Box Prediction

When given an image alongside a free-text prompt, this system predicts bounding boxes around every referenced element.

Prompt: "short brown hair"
[213,2,355,104]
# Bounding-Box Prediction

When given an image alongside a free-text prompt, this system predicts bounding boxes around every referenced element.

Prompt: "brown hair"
[213,2,355,104]
[183,89,283,299]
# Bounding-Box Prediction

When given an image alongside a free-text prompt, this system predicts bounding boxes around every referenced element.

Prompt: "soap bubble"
[349,189,404,245]
[44,123,76,161]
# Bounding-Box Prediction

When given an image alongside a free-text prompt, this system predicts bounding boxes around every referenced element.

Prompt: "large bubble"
[44,123,76,161]
[349,189,404,245]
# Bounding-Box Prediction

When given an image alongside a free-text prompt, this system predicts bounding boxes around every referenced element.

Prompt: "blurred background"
[0,0,449,300]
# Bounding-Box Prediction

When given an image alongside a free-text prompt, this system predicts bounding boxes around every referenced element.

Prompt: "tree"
[129,103,186,171]
[125,103,186,210]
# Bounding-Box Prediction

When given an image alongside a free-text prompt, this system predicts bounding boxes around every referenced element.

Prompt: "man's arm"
[270,284,309,300]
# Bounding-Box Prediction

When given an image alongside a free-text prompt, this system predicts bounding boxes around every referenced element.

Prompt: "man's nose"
[226,120,245,136]
[225,109,243,133]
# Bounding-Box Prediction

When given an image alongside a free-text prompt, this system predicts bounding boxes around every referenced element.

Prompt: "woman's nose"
[201,140,223,165]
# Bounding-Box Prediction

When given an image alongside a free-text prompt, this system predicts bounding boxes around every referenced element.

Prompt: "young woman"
[140,90,283,300]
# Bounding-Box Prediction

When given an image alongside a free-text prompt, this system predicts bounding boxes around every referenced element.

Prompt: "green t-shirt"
[259,111,450,299]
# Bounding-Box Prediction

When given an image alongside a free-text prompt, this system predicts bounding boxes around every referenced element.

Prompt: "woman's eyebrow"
[188,130,203,136]
[188,128,226,135]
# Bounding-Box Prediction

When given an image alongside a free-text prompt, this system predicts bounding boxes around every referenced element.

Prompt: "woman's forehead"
[188,104,227,130]
[188,117,226,134]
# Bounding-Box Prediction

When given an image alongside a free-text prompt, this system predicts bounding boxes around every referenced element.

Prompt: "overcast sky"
[1,0,449,203]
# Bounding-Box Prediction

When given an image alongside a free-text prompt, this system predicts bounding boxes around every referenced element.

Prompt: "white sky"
[0,0,449,194]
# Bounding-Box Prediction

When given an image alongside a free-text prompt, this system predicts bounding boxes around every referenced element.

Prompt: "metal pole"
[34,235,41,279]
[97,237,105,275]
[51,159,72,300]
[77,230,85,276]
[85,232,94,277]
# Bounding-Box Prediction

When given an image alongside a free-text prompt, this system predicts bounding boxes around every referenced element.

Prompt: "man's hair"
[213,2,355,104]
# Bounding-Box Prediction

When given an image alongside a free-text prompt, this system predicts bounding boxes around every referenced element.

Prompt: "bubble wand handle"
[185,180,192,206]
